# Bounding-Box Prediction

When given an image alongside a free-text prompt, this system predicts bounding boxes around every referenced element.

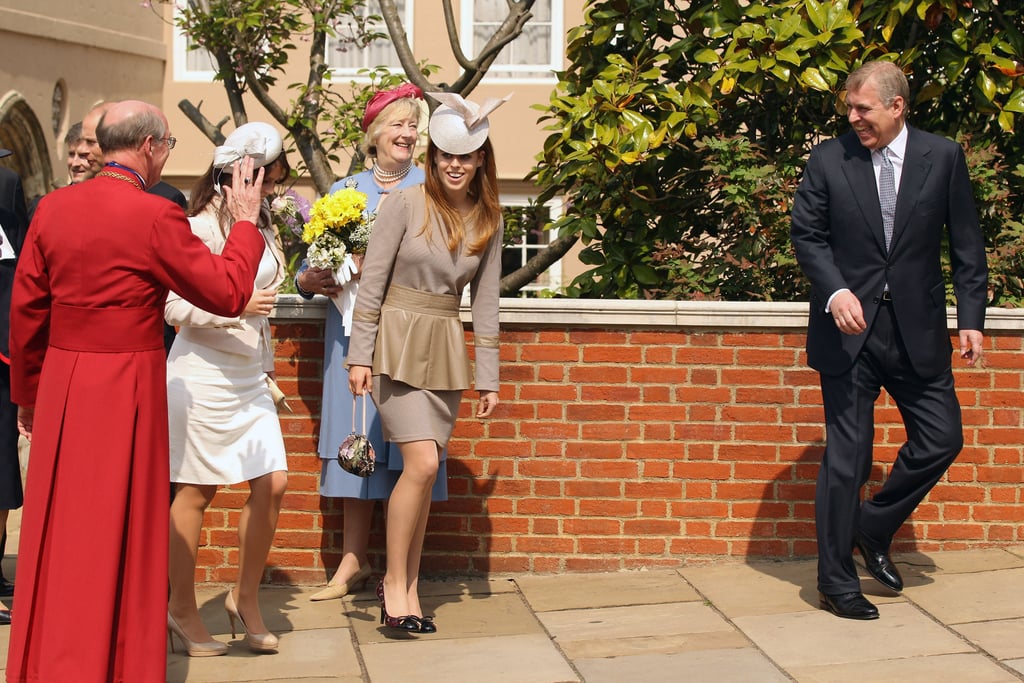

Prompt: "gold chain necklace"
[97,170,143,191]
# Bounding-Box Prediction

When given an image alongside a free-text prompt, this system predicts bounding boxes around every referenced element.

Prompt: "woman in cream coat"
[165,123,289,656]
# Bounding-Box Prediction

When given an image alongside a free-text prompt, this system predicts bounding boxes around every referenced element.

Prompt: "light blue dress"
[298,168,447,500]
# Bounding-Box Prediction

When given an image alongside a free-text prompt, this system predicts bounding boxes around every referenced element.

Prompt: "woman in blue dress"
[297,84,444,600]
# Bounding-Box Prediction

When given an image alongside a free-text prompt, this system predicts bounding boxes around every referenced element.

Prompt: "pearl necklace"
[372,162,412,184]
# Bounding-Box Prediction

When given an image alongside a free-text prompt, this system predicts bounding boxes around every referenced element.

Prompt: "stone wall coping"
[272,294,1024,331]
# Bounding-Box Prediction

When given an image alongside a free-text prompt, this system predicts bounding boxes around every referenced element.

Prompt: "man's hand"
[830,290,867,335]
[297,267,342,298]
[959,329,985,367]
[17,406,33,442]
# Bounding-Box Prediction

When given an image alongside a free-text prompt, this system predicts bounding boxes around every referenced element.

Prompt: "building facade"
[0,1,587,294]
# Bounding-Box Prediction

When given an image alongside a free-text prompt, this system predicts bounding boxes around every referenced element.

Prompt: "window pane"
[474,0,508,23]
[186,45,216,72]
[469,0,557,79]
[328,0,408,72]
[514,25,550,65]
[474,26,510,66]
[501,202,559,295]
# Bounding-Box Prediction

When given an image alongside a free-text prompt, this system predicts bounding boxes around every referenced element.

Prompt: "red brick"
[582,345,643,363]
[736,348,800,366]
[566,404,627,421]
[676,347,735,365]
[569,330,630,344]
[568,365,628,383]
[688,368,720,385]
[580,460,638,479]
[564,518,621,535]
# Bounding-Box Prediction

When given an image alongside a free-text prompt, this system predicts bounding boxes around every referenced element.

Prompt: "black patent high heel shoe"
[376,579,419,632]
[416,615,437,634]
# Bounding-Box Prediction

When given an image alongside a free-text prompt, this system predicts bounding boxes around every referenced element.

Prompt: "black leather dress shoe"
[0,578,14,597]
[819,591,879,620]
[855,535,903,592]
[0,609,11,625]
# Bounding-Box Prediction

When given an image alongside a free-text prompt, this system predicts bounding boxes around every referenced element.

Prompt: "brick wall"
[194,297,1024,585]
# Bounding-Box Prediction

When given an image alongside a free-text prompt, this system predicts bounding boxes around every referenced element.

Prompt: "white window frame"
[499,194,564,297]
[327,1,414,79]
[172,7,218,83]
[459,0,563,83]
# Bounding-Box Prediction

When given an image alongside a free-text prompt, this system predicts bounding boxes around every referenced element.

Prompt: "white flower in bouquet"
[301,187,370,269]
[305,231,347,270]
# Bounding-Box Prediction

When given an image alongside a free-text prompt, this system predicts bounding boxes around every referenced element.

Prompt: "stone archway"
[0,93,54,204]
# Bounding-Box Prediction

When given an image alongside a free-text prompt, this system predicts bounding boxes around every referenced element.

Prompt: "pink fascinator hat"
[362,84,425,132]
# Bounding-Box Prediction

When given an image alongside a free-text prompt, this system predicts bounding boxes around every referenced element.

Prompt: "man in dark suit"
[790,60,988,620]
[0,151,29,624]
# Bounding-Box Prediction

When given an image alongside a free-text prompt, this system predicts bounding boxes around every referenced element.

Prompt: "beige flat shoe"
[309,564,372,602]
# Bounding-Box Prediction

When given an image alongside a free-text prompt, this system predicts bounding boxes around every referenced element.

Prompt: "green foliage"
[534,0,1024,302]
[650,136,806,301]
[962,139,1024,305]
[177,0,313,89]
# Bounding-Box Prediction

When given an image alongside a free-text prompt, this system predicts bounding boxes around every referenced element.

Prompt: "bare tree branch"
[381,0,535,96]
[451,0,535,93]
[379,0,431,93]
[441,0,474,71]
[176,100,230,144]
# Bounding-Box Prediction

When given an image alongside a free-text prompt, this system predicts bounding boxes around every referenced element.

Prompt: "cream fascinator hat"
[427,92,512,155]
[213,122,283,169]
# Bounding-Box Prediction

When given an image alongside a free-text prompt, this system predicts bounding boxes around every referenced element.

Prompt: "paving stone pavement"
[4,543,1024,682]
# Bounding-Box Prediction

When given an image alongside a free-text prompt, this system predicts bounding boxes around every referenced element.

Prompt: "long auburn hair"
[421,137,500,255]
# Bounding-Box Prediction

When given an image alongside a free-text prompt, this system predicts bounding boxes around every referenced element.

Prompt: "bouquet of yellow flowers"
[301,187,373,269]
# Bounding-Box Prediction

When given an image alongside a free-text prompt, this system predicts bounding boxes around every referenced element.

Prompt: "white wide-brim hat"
[427,92,512,155]
[213,122,283,169]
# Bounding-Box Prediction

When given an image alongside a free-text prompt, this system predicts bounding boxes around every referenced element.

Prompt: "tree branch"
[450,0,535,93]
[499,230,578,295]
[176,100,230,144]
[379,0,434,93]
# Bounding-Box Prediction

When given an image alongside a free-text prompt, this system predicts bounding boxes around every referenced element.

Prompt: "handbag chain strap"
[351,394,367,434]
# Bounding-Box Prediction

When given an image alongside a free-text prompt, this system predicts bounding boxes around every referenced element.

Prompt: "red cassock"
[5,172,263,683]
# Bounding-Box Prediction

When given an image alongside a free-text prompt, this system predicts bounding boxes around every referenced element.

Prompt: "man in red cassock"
[5,100,268,683]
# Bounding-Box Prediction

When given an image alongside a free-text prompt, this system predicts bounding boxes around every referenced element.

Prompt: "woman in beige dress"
[346,93,508,633]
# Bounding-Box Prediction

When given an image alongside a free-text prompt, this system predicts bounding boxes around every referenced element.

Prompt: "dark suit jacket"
[148,181,187,210]
[0,168,28,361]
[146,181,188,353]
[791,126,988,378]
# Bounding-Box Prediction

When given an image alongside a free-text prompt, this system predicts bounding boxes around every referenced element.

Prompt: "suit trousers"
[0,363,22,510]
[816,303,963,594]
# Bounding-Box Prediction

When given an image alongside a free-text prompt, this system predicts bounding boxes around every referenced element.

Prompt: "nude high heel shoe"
[309,564,372,602]
[224,590,279,653]
[167,612,228,657]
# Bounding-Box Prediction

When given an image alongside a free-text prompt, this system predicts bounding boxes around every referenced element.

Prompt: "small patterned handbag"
[337,395,375,478]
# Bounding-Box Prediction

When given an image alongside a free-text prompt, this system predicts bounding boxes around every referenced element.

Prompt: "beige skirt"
[372,374,463,447]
